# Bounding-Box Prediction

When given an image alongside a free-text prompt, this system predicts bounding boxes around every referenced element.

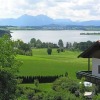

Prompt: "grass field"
[19,83,52,91]
[17,49,91,79]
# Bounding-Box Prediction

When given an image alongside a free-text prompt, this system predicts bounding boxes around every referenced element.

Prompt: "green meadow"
[17,49,90,79]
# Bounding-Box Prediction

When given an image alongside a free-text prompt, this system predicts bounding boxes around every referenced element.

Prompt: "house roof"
[78,41,100,58]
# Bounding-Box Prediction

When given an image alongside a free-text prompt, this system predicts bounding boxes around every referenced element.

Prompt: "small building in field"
[76,40,100,85]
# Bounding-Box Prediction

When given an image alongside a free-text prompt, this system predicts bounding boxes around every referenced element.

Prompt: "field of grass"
[19,83,52,91]
[17,49,91,79]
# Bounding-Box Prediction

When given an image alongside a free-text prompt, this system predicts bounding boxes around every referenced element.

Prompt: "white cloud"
[0,0,100,21]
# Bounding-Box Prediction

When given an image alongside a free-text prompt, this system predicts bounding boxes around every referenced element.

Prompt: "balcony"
[76,71,100,85]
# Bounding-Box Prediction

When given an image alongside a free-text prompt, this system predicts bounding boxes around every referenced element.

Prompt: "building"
[76,41,100,85]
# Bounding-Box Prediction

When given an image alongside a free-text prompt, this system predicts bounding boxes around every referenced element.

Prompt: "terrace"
[76,71,100,85]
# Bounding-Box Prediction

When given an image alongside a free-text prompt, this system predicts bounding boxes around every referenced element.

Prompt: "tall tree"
[36,39,42,48]
[0,35,22,100]
[58,39,64,48]
[30,38,36,47]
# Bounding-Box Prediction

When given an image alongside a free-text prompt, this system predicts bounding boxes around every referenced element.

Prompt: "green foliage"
[14,39,32,56]
[0,29,11,37]
[30,38,36,48]
[93,94,100,100]
[0,35,16,68]
[43,90,79,100]
[52,77,79,93]
[0,68,17,100]
[79,77,86,93]
[72,41,94,51]
[36,39,42,48]
[17,86,45,100]
[34,79,39,87]
[57,48,60,53]
[57,47,64,53]
[17,85,79,100]
[60,47,65,52]
[29,38,58,48]
[47,47,52,55]
[65,72,68,77]
[58,39,64,48]
[66,42,72,50]
[0,35,22,100]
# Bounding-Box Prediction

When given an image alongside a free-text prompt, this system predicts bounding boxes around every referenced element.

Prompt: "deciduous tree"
[0,35,22,100]
[58,39,64,48]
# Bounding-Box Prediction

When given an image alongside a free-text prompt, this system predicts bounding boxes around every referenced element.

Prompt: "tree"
[0,29,11,37]
[57,48,60,53]
[30,38,36,48]
[36,39,42,48]
[58,39,64,48]
[14,40,32,56]
[0,35,22,100]
[73,42,78,50]
[66,42,72,50]
[47,47,52,55]
[19,43,31,52]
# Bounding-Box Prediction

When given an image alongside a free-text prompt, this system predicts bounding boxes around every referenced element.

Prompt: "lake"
[11,30,100,46]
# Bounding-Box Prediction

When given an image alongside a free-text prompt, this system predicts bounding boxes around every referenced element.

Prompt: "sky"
[0,0,100,21]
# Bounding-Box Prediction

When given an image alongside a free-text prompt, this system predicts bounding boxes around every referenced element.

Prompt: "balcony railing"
[76,71,100,85]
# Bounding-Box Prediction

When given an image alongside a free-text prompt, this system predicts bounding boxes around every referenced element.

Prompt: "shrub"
[34,79,39,87]
[47,47,52,55]
[57,48,60,53]
[52,77,79,93]
[43,90,79,100]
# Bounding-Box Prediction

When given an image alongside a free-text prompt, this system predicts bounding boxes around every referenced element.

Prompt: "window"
[98,65,100,74]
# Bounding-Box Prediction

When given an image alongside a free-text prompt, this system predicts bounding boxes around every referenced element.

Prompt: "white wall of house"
[92,58,100,77]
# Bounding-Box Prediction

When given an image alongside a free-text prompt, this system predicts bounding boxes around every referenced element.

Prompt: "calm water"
[11,30,100,46]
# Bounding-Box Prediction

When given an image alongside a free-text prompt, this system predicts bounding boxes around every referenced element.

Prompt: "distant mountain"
[53,19,74,25]
[0,14,100,26]
[0,14,54,26]
[77,20,100,26]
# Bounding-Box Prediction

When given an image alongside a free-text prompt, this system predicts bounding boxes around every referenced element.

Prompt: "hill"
[0,14,100,26]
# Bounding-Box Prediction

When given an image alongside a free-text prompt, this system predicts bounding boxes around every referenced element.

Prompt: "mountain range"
[0,14,100,26]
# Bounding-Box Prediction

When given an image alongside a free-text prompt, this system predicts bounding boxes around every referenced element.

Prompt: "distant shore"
[80,32,100,35]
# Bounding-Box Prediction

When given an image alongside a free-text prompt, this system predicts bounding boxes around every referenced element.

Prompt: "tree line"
[14,38,95,56]
[29,38,94,51]
[29,38,58,48]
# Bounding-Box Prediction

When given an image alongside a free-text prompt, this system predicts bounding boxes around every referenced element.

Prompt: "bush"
[52,77,79,93]
[60,48,64,52]
[34,79,39,87]
[43,90,79,100]
[47,47,52,55]
[57,48,60,53]
[93,94,100,100]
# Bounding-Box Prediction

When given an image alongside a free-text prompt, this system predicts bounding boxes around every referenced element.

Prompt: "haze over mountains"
[0,14,100,26]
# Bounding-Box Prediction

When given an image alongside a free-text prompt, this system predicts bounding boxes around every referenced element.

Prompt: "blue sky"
[0,0,100,21]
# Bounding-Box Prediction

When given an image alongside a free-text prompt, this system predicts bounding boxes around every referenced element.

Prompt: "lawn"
[17,49,90,79]
[19,83,52,91]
